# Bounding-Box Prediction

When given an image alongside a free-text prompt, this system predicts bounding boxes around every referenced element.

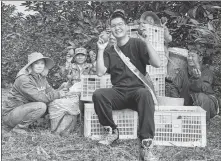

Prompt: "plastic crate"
[158,50,168,67]
[81,75,112,101]
[154,106,206,147]
[128,24,164,51]
[149,74,165,96]
[84,103,138,140]
[146,65,167,76]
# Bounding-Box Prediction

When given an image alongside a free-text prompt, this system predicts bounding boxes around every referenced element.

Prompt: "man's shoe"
[98,128,119,145]
[140,138,158,161]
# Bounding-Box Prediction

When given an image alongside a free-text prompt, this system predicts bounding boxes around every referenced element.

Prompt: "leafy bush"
[2,1,221,95]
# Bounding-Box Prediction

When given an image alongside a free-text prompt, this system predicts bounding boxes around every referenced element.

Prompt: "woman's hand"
[192,68,201,78]
[137,30,150,42]
[163,26,172,42]
[59,88,69,98]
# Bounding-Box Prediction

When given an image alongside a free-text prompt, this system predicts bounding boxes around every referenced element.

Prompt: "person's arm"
[189,68,213,93]
[96,35,109,76]
[164,26,172,43]
[17,76,66,103]
[138,32,161,68]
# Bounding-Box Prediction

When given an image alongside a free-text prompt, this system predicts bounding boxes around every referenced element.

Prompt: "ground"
[1,88,221,161]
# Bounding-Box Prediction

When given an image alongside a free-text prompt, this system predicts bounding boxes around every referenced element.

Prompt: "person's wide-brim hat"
[21,52,54,72]
[140,11,161,25]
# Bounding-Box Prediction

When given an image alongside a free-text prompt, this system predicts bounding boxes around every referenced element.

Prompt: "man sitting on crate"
[170,49,220,121]
[92,9,161,160]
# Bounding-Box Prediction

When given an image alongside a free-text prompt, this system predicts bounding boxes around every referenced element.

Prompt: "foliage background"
[1,1,221,98]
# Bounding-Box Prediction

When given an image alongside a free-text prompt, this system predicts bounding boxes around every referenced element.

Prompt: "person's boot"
[98,128,119,145]
[140,138,158,161]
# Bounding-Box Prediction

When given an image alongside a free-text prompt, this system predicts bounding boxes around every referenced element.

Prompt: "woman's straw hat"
[20,52,54,72]
[140,11,161,25]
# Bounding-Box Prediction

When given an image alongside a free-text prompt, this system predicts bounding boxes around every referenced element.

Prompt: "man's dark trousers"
[92,87,155,139]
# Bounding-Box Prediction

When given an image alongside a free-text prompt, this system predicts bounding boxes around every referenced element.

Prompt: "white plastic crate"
[154,106,206,147]
[146,65,167,76]
[84,103,138,140]
[149,74,165,96]
[158,50,168,67]
[81,75,112,101]
[128,24,164,51]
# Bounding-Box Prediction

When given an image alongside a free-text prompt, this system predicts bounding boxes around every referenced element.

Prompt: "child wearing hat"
[2,52,70,134]
[47,47,95,136]
[66,47,94,85]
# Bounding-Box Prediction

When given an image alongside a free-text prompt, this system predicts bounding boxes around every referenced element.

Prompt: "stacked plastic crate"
[128,24,166,96]
[82,24,207,147]
[129,25,207,147]
[81,75,112,102]
[82,23,166,140]
[81,76,138,139]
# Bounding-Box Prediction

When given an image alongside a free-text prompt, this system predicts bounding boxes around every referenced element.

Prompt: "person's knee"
[136,88,152,98]
[92,89,105,101]
[36,102,47,114]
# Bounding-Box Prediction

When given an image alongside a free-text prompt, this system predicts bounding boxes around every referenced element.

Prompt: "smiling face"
[31,59,45,74]
[187,50,202,76]
[74,53,87,64]
[144,16,155,25]
[110,17,128,39]
[89,50,97,62]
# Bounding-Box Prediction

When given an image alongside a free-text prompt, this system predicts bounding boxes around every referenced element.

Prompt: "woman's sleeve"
[45,81,57,93]
[18,76,61,103]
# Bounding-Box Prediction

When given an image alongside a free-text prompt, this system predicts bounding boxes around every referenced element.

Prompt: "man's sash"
[114,45,158,105]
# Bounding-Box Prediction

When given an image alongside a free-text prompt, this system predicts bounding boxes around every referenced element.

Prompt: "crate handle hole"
[88,78,96,81]
[131,29,138,32]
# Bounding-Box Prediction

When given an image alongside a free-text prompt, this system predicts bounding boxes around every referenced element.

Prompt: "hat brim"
[73,52,87,58]
[20,57,54,72]
[140,11,161,25]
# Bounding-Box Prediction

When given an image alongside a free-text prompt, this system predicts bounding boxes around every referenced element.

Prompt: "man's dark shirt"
[104,38,150,88]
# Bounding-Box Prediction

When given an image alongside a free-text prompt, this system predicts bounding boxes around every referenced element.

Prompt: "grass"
[1,88,221,161]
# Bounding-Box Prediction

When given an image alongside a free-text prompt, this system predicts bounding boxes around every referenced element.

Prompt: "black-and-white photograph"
[1,1,221,161]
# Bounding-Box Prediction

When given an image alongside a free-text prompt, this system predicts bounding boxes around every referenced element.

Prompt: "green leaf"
[84,18,91,25]
[77,21,84,27]
[74,28,83,34]
[208,14,213,20]
[68,40,76,47]
[211,6,221,9]
[208,22,214,31]
[164,10,180,17]
[79,11,84,20]
[192,7,198,18]
[189,19,200,25]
